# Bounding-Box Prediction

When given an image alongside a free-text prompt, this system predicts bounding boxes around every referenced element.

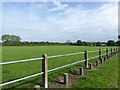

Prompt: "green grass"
[72,54,119,88]
[2,46,116,88]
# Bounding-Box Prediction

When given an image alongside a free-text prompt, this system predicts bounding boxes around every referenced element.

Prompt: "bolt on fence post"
[96,61,99,66]
[106,49,109,59]
[80,67,83,75]
[99,49,102,60]
[84,50,88,68]
[89,63,93,69]
[64,73,68,85]
[42,54,48,88]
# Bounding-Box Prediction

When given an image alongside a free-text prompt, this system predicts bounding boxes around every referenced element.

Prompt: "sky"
[1,1,118,42]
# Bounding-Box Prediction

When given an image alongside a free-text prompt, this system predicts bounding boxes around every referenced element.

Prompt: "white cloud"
[48,1,68,12]
[53,1,62,7]
[48,4,68,12]
[2,2,118,42]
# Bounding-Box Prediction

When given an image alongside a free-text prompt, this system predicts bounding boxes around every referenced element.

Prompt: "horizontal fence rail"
[101,49,106,51]
[48,52,85,58]
[0,49,110,65]
[0,48,119,87]
[0,59,86,87]
[0,72,44,87]
[88,50,99,53]
[88,55,99,60]
[48,59,86,72]
[0,52,85,65]
[0,58,43,65]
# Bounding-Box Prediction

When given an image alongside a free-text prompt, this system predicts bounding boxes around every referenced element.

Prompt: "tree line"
[1,34,120,46]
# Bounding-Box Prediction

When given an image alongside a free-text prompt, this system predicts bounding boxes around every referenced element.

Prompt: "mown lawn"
[2,46,112,62]
[72,54,119,88]
[2,46,116,88]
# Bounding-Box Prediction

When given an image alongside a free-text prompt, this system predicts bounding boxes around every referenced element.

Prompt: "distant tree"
[107,40,116,46]
[66,40,71,44]
[82,41,88,46]
[96,42,101,46]
[116,40,120,46]
[1,34,21,43]
[76,40,82,46]
[1,34,11,42]
[1,34,21,46]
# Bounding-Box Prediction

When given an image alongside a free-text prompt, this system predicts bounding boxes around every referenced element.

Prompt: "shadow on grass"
[3,63,84,89]
[2,77,41,90]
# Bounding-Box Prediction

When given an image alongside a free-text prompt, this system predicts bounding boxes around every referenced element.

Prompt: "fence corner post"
[84,50,88,68]
[42,54,48,88]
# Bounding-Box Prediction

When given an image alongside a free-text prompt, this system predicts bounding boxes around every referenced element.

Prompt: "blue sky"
[1,1,118,42]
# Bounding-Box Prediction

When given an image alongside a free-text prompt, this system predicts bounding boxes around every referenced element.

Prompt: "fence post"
[89,63,93,69]
[116,48,117,53]
[99,49,102,60]
[110,48,112,56]
[106,49,109,59]
[42,54,48,88]
[104,57,106,61]
[64,73,68,85]
[80,67,83,75]
[100,58,103,64]
[117,48,119,53]
[96,60,99,66]
[114,48,115,55]
[84,50,88,68]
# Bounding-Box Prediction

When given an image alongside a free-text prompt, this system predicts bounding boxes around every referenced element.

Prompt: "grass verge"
[72,54,119,88]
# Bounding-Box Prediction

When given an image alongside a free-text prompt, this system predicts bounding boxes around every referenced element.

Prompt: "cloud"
[48,1,68,12]
[48,4,68,12]
[2,2,118,42]
[53,1,62,7]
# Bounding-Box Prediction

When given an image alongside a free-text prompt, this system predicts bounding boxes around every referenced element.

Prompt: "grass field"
[72,54,119,88]
[2,46,116,88]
